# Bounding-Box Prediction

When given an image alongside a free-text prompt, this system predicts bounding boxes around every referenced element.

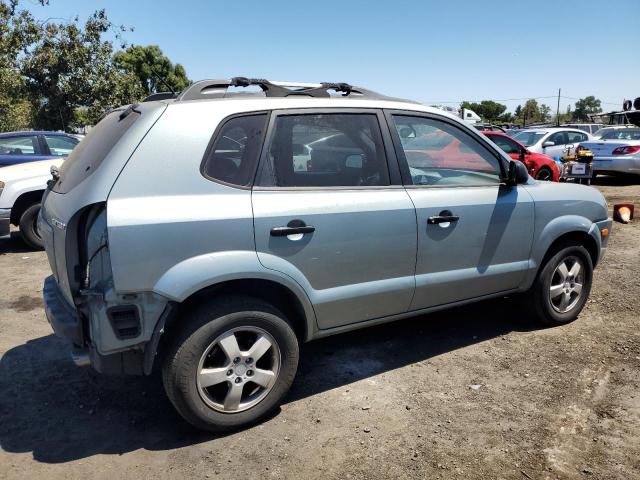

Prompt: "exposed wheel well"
[165,279,309,343]
[10,190,44,225]
[543,231,599,268]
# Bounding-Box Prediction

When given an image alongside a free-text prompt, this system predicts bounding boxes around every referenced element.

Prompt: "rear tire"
[526,244,593,325]
[18,203,43,250]
[162,296,299,432]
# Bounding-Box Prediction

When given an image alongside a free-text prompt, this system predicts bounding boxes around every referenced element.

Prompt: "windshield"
[599,128,640,141]
[513,131,546,147]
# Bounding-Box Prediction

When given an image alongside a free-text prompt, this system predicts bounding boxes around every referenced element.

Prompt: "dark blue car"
[0,131,80,167]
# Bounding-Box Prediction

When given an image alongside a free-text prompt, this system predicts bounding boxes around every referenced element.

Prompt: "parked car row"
[0,131,79,247]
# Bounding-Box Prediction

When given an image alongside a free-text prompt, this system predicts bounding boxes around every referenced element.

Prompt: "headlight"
[0,180,4,197]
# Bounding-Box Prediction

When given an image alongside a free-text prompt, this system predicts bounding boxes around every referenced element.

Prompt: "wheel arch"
[10,189,44,225]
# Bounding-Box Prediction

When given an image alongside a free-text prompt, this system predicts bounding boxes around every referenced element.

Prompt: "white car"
[512,127,592,159]
[578,127,640,176]
[0,158,63,248]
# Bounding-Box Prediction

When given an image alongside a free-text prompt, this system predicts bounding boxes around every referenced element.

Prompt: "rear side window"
[53,110,140,193]
[44,135,78,156]
[256,113,390,188]
[202,114,268,187]
[0,135,38,156]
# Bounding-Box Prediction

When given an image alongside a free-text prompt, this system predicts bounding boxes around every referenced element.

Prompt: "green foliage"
[0,1,189,132]
[21,9,145,130]
[114,45,191,96]
[460,100,508,122]
[573,96,601,121]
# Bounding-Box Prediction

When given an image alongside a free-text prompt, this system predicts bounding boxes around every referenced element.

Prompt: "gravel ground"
[1,177,639,480]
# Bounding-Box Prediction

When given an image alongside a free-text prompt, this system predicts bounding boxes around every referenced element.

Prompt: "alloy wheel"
[196,326,280,413]
[549,256,584,313]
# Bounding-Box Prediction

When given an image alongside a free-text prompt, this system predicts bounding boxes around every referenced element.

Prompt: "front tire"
[527,244,593,325]
[19,203,44,250]
[535,166,553,181]
[162,296,299,432]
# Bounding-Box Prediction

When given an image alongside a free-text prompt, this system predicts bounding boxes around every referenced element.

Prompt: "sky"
[27,0,640,114]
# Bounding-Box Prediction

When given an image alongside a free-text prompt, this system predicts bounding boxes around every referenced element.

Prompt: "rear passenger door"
[252,109,417,329]
[387,111,534,310]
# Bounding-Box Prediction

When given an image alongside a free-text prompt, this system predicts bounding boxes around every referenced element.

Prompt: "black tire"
[535,166,553,181]
[162,296,299,432]
[527,244,593,325]
[18,203,44,250]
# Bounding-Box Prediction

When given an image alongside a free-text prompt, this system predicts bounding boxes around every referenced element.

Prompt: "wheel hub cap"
[196,326,280,413]
[549,256,585,313]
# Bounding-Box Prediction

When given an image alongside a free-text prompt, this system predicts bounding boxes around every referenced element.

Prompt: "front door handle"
[427,211,460,225]
[270,220,315,237]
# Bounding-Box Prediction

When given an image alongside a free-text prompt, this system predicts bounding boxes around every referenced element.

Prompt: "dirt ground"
[1,177,639,480]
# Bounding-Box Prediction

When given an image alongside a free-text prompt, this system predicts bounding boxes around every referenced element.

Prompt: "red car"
[482,131,560,181]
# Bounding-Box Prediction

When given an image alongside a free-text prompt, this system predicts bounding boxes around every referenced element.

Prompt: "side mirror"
[542,141,555,148]
[507,160,529,185]
[398,126,416,139]
[519,148,526,161]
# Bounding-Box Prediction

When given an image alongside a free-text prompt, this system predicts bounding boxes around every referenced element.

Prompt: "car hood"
[0,158,64,183]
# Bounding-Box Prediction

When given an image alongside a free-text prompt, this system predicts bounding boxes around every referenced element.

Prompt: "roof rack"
[143,92,177,102]
[173,77,407,102]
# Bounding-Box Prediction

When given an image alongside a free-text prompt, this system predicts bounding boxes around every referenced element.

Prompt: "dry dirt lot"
[1,178,639,480]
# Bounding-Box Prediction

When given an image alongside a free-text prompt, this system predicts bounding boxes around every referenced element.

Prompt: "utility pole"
[556,88,561,126]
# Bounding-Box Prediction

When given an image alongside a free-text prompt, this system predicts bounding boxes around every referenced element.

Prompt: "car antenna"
[149,67,176,96]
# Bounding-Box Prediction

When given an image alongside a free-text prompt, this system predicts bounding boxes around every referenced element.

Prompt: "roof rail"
[174,77,404,102]
[143,92,178,102]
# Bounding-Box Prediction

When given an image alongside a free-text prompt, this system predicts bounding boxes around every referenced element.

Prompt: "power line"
[426,95,622,107]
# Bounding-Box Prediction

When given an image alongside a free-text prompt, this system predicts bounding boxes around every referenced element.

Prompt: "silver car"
[40,78,612,431]
[512,127,592,159]
[579,127,640,176]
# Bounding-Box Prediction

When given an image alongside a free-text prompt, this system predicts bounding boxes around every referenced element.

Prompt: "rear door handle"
[270,220,315,237]
[427,211,460,224]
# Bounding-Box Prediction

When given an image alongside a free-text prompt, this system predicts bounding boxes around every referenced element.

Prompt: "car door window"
[0,136,38,155]
[548,132,568,145]
[567,131,588,143]
[257,113,389,187]
[44,135,78,156]
[488,135,521,155]
[391,115,502,186]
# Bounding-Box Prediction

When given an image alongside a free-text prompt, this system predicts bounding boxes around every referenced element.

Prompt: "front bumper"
[0,208,10,237]
[592,156,640,175]
[43,275,84,345]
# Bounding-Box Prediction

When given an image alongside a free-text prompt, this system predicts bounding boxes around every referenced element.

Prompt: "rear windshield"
[52,109,140,193]
[599,128,640,140]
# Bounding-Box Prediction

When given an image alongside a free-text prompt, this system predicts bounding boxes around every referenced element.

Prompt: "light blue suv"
[39,78,612,431]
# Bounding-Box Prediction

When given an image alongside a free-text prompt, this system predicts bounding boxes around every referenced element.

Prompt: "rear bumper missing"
[43,275,84,345]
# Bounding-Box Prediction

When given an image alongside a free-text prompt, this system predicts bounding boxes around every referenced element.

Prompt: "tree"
[20,9,145,130]
[539,104,551,122]
[460,100,507,122]
[0,0,42,131]
[573,96,601,121]
[521,99,541,125]
[114,45,190,96]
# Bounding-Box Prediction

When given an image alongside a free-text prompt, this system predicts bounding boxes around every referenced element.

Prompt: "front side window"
[257,113,389,187]
[44,135,78,156]
[567,131,588,143]
[548,132,568,145]
[202,114,268,186]
[488,135,521,154]
[392,115,502,186]
[0,136,38,156]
